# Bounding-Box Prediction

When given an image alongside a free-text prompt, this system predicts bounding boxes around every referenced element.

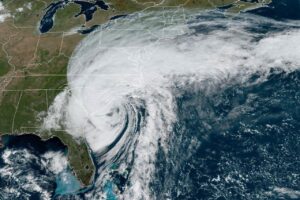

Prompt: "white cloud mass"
[0,2,10,23]
[42,10,300,151]
[41,10,300,199]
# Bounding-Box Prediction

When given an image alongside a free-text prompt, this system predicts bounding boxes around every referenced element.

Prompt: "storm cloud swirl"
[42,9,300,200]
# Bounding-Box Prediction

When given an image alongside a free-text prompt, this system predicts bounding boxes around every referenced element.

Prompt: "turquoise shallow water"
[55,170,82,195]
[2,3,300,199]
[104,181,117,200]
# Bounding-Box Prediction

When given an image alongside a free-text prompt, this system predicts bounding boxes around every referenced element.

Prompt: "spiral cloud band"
[41,9,300,199]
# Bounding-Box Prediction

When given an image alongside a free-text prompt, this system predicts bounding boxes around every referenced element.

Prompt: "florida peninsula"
[0,0,272,188]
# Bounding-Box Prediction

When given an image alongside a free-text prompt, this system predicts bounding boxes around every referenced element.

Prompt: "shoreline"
[0,131,95,188]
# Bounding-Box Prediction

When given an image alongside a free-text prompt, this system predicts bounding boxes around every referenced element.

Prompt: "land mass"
[0,0,272,188]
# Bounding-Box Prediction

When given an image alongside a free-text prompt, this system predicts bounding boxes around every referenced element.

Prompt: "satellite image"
[0,0,299,199]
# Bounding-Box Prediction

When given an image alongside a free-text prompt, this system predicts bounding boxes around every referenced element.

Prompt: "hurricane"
[38,9,300,200]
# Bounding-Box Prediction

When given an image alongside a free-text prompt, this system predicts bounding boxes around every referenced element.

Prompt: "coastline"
[0,131,95,188]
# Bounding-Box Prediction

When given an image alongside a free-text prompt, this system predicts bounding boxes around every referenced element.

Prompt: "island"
[0,0,272,188]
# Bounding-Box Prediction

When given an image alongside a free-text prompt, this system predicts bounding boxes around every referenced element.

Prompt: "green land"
[0,0,272,187]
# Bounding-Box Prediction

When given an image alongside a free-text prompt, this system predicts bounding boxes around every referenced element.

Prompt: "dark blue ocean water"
[1,70,299,199]
[0,135,81,199]
[3,1,300,199]
[249,0,300,20]
[151,69,300,200]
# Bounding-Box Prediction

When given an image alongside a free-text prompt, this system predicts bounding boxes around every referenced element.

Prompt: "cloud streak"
[41,9,300,199]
